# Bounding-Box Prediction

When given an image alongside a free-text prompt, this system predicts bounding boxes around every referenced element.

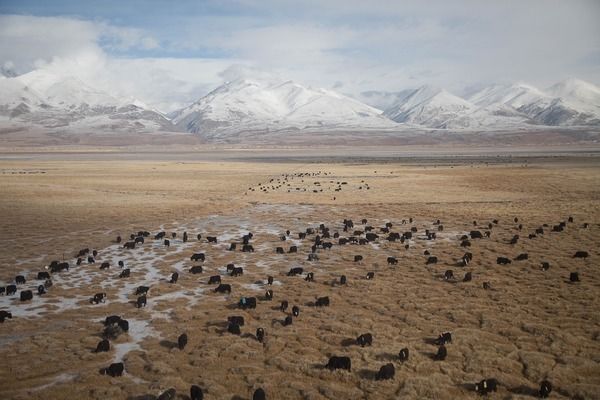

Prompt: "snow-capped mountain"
[383,85,474,127]
[0,69,172,133]
[172,78,396,137]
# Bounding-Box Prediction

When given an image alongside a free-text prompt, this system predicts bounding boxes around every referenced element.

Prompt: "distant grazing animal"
[0,311,13,323]
[436,332,452,345]
[541,262,550,271]
[444,270,454,280]
[463,272,472,282]
[228,323,241,335]
[461,240,471,248]
[340,275,347,285]
[570,272,580,282]
[104,315,122,326]
[288,246,298,253]
[100,262,110,270]
[20,290,33,301]
[398,347,409,362]
[366,272,375,280]
[119,269,130,278]
[265,289,273,300]
[207,236,217,243]
[366,233,379,241]
[315,296,330,307]
[208,275,221,284]
[231,267,244,277]
[91,292,106,304]
[356,333,373,347]
[228,243,236,251]
[178,333,188,350]
[267,275,274,285]
[155,232,166,240]
[214,284,231,293]
[307,253,319,261]
[292,305,300,317]
[238,297,257,309]
[434,345,447,361]
[15,275,26,284]
[573,251,589,259]
[94,339,110,353]
[157,388,176,400]
[470,231,483,239]
[387,257,398,265]
[101,362,124,377]
[134,236,144,245]
[539,380,552,398]
[164,239,170,247]
[44,278,53,289]
[0,287,5,295]
[280,300,288,312]
[475,378,498,395]
[135,286,149,295]
[253,388,266,400]
[6,285,17,295]
[483,282,491,290]
[183,232,188,242]
[497,257,511,265]
[305,272,314,282]
[87,256,95,264]
[288,267,303,276]
[136,295,147,308]
[242,244,255,253]
[426,256,438,265]
[376,363,395,380]
[190,385,203,400]
[118,261,125,268]
[37,285,46,295]
[191,253,205,262]
[276,247,284,254]
[189,266,203,274]
[354,255,363,262]
[515,253,528,261]
[123,241,135,249]
[283,315,293,326]
[170,272,179,283]
[326,356,351,371]
[256,328,265,343]
[226,263,235,272]
[196,234,202,241]
[37,271,50,280]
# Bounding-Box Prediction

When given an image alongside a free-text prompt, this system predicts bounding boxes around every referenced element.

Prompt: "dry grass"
[0,153,599,400]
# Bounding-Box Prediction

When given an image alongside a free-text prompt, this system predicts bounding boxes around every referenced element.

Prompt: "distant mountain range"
[1,67,599,140]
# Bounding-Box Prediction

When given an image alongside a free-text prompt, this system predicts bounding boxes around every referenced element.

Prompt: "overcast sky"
[1,0,599,112]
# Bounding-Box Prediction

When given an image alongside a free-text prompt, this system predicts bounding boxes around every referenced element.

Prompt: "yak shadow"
[423,337,439,345]
[341,338,356,347]
[457,382,475,392]
[205,320,228,328]
[159,339,178,350]
[375,352,398,362]
[225,303,240,310]
[240,333,256,340]
[420,350,440,360]
[230,396,245,400]
[507,385,539,397]
[358,368,377,380]
[305,301,316,307]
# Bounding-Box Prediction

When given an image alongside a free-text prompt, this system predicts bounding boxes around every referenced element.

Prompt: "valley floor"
[0,149,599,399]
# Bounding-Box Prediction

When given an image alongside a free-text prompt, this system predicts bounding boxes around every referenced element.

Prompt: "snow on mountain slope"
[383,85,473,127]
[0,69,172,132]
[546,78,600,113]
[173,78,395,136]
[468,83,549,109]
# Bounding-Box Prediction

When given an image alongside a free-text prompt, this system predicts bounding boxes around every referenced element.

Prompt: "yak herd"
[0,210,593,399]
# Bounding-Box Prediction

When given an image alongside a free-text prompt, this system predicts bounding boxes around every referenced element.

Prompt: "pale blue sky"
[1,0,599,111]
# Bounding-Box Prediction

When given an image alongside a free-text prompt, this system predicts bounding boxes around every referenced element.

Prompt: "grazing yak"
[15,275,26,284]
[354,255,363,262]
[283,315,293,326]
[280,300,289,312]
[230,267,244,277]
[276,247,285,254]
[189,266,203,274]
[135,286,150,295]
[292,305,300,317]
[376,363,395,380]
[214,284,231,293]
[444,270,454,281]
[326,356,351,371]
[178,333,188,350]
[208,275,221,284]
[190,385,203,400]
[496,257,511,265]
[190,253,205,262]
[136,295,147,308]
[118,269,130,278]
[288,267,303,276]
[0,311,13,323]
[340,275,347,285]
[573,251,589,259]
[267,275,274,285]
[6,285,17,295]
[207,236,218,243]
[475,378,498,395]
[315,296,330,307]
[387,257,398,265]
[37,271,50,280]
[470,231,483,239]
[399,348,409,362]
[37,285,46,295]
[483,282,491,290]
[91,292,107,304]
[463,272,472,282]
[228,316,245,326]
[239,297,257,309]
[256,328,265,343]
[94,339,110,353]
[101,362,124,377]
[356,333,373,347]
[436,332,452,345]
[515,253,528,261]
[426,256,438,265]
[228,323,241,335]
[539,380,552,398]
[253,388,266,400]
[100,262,110,270]
[264,289,273,300]
[170,272,179,283]
[305,272,314,282]
[570,272,580,282]
[366,272,375,280]
[288,246,298,253]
